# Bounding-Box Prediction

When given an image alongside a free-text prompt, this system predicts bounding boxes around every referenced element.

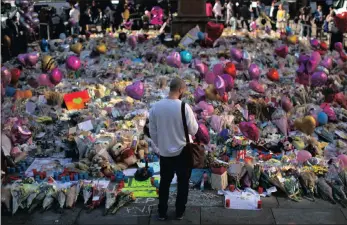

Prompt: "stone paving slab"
[200,207,275,224]
[2,210,30,225]
[261,196,279,208]
[169,190,223,207]
[150,206,201,224]
[341,209,347,220]
[272,208,347,224]
[25,210,62,225]
[276,196,341,209]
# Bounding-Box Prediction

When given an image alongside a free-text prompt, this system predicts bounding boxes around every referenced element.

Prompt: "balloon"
[210,115,223,132]
[287,35,298,44]
[197,101,214,115]
[335,42,343,52]
[195,62,209,78]
[311,71,327,87]
[248,64,261,80]
[31,12,38,18]
[125,81,144,100]
[221,74,234,92]
[267,68,279,81]
[166,52,181,68]
[273,116,288,136]
[275,45,289,58]
[194,87,206,103]
[320,57,333,70]
[37,74,53,87]
[5,86,16,97]
[32,18,39,26]
[195,123,210,144]
[25,52,39,66]
[297,63,306,74]
[249,80,265,93]
[307,52,321,74]
[197,31,205,40]
[206,22,224,44]
[180,50,192,64]
[70,42,82,55]
[49,68,63,85]
[338,154,347,169]
[1,67,11,86]
[96,43,107,54]
[10,68,21,84]
[224,62,236,78]
[317,112,328,125]
[281,96,293,112]
[241,50,251,69]
[213,63,224,76]
[320,41,328,51]
[214,76,225,96]
[298,54,310,64]
[137,34,148,43]
[205,71,216,84]
[128,35,137,49]
[310,39,320,49]
[294,115,316,135]
[239,122,259,141]
[321,103,337,121]
[59,33,66,40]
[40,39,48,52]
[119,32,127,42]
[69,18,76,25]
[17,54,27,65]
[66,55,81,71]
[335,12,347,33]
[230,48,242,62]
[297,150,312,163]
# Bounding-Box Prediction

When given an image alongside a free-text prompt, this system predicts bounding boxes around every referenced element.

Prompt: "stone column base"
[171,16,209,36]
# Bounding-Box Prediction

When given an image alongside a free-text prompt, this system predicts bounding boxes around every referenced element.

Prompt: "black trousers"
[241,19,250,31]
[158,151,192,217]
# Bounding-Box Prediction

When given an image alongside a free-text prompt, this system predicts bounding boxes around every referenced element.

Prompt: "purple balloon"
[221,74,234,92]
[213,63,224,76]
[49,68,63,85]
[205,71,216,84]
[195,62,209,78]
[297,63,306,74]
[17,54,27,65]
[1,67,11,86]
[307,52,321,74]
[128,35,137,49]
[166,52,181,68]
[194,87,206,103]
[320,57,333,70]
[66,55,81,71]
[310,39,320,49]
[231,48,243,62]
[298,54,310,64]
[125,81,144,100]
[249,80,265,93]
[248,63,261,80]
[335,42,343,52]
[214,75,226,96]
[241,50,251,69]
[25,53,39,66]
[311,71,328,87]
[195,123,210,144]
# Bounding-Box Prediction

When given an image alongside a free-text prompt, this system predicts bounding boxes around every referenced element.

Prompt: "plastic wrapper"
[104,189,118,215]
[65,184,77,208]
[83,183,93,204]
[1,185,12,212]
[42,185,57,211]
[111,192,135,214]
[57,189,66,209]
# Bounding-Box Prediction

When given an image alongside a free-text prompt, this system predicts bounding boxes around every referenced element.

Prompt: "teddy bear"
[136,140,149,160]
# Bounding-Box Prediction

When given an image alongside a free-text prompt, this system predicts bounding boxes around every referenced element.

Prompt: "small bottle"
[257,200,262,209]
[225,199,230,208]
[131,135,138,151]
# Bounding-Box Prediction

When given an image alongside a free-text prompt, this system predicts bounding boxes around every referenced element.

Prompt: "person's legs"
[174,152,192,217]
[158,156,175,218]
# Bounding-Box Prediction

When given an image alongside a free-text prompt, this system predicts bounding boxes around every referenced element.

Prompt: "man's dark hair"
[169,77,185,92]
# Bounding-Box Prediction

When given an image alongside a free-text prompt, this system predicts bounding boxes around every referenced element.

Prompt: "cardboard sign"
[63,90,90,110]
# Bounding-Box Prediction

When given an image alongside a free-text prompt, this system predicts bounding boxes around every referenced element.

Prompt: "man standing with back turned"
[149,78,199,221]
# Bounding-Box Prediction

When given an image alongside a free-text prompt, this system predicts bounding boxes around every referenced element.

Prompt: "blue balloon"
[197,32,205,41]
[40,39,48,52]
[59,33,66,40]
[286,26,292,35]
[5,86,16,97]
[317,112,328,125]
[180,50,192,64]
[133,58,142,63]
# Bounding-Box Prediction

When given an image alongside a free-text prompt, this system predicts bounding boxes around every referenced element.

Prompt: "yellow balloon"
[42,55,56,72]
[174,34,181,42]
[294,115,316,135]
[70,42,83,54]
[96,43,107,54]
[287,35,298,45]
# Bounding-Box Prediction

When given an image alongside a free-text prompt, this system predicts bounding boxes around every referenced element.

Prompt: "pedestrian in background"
[276,4,287,33]
[69,4,80,35]
[213,0,224,21]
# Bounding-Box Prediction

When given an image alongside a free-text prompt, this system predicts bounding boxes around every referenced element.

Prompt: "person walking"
[213,0,224,22]
[226,0,234,26]
[276,3,287,33]
[69,4,80,35]
[206,0,213,18]
[240,4,251,31]
[314,5,324,38]
[328,11,343,51]
[149,78,198,221]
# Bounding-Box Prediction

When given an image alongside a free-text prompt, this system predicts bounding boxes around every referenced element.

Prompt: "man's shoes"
[157,215,168,221]
[176,215,184,220]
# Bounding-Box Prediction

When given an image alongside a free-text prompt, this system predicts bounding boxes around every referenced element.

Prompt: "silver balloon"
[31,12,38,18]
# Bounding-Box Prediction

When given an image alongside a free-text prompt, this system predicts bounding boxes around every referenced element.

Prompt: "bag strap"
[181,102,190,144]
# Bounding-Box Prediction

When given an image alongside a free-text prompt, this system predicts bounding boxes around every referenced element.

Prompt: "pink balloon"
[230,48,242,62]
[338,154,347,169]
[205,71,216,84]
[213,63,224,76]
[275,45,289,58]
[197,101,214,115]
[311,71,327,87]
[281,96,293,112]
[214,75,226,96]
[195,62,209,78]
[166,52,181,68]
[320,103,337,121]
[128,35,137,49]
[17,54,27,66]
[297,150,312,163]
[297,54,310,64]
[221,74,234,92]
[248,64,261,80]
[320,57,333,70]
[239,122,259,141]
[49,68,63,85]
[66,55,81,71]
[310,39,320,49]
[1,67,11,86]
[335,42,343,52]
[25,53,39,66]
[195,123,210,144]
[249,80,265,93]
[125,81,144,100]
[194,87,206,103]
[37,74,54,87]
[211,115,223,132]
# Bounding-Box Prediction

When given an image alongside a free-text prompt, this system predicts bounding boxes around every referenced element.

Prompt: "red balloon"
[224,62,236,78]
[267,68,279,81]
[10,68,21,84]
[205,22,224,44]
[335,12,347,33]
[239,122,259,141]
[275,45,289,58]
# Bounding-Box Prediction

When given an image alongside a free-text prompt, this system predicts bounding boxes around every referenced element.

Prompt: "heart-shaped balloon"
[281,96,293,112]
[42,55,56,72]
[311,71,327,87]
[10,68,21,85]
[66,55,81,71]
[195,62,209,78]
[297,63,306,74]
[166,52,181,68]
[320,103,337,121]
[194,87,206,103]
[197,101,214,115]
[287,35,298,45]
[267,68,279,81]
[306,52,321,74]
[239,122,259,141]
[213,63,224,76]
[206,22,224,44]
[249,80,265,93]
[297,150,312,163]
[224,62,236,78]
[248,63,261,80]
[25,52,39,66]
[320,57,333,70]
[334,42,343,52]
[50,68,63,85]
[294,115,316,135]
[96,43,107,54]
[37,74,54,87]
[195,123,210,144]
[128,35,137,49]
[70,42,82,54]
[230,48,243,62]
[221,74,234,92]
[297,54,310,64]
[214,75,226,96]
[125,81,144,100]
[335,12,347,33]
[1,67,11,86]
[320,42,328,51]
[310,39,320,49]
[205,71,216,84]
[275,45,289,58]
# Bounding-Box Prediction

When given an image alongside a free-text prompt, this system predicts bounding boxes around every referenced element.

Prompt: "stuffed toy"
[136,140,149,159]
